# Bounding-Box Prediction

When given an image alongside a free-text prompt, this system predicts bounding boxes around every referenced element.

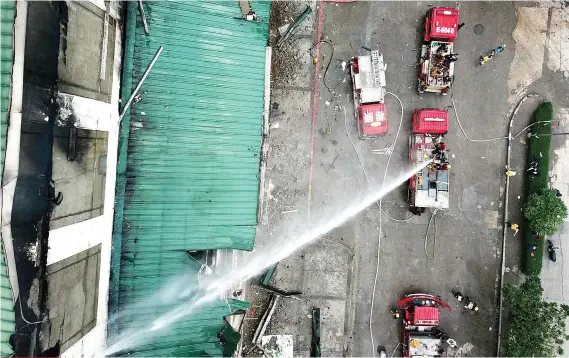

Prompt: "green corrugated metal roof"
[0,1,16,356]
[109,1,269,355]
[1,1,15,173]
[1,244,15,356]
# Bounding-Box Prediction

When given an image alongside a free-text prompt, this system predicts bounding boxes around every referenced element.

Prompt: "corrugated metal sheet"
[112,252,250,356]
[121,0,269,252]
[1,0,15,172]
[0,1,16,356]
[110,1,269,355]
[1,244,15,356]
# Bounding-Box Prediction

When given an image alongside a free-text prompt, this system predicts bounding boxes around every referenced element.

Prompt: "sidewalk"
[242,0,354,356]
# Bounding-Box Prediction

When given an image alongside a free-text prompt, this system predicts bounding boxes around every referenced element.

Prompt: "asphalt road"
[312,2,526,356]
[254,1,569,356]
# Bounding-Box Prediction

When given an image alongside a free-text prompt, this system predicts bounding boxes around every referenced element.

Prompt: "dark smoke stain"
[58,1,69,66]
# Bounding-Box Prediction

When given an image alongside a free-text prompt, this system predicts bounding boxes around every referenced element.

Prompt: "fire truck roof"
[414,306,440,326]
[427,7,459,42]
[431,7,459,24]
[413,109,449,134]
[359,103,388,135]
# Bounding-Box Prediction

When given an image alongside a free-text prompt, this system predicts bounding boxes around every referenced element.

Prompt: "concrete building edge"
[1,0,28,304]
[257,46,272,224]
[107,0,136,346]
[239,45,272,357]
[58,9,124,358]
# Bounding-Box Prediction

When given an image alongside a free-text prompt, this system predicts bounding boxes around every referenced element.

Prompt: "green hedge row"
[523,102,553,275]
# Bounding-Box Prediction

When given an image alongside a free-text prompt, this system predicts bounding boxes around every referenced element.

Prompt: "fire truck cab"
[350,50,387,138]
[424,7,459,42]
[409,109,450,211]
[397,294,452,358]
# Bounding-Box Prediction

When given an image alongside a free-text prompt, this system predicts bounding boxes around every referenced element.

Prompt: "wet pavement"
[247,1,569,357]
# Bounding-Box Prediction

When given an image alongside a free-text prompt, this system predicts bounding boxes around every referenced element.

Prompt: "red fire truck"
[350,50,387,138]
[408,109,449,212]
[397,294,452,358]
[418,7,460,95]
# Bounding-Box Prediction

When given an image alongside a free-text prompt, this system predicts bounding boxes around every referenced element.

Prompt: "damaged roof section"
[110,0,269,356]
[0,245,15,357]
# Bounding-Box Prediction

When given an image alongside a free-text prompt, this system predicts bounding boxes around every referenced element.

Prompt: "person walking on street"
[506,222,519,236]
[464,297,479,311]
[494,45,506,53]
[505,169,516,177]
[452,290,464,302]
[480,52,494,65]
[391,310,400,319]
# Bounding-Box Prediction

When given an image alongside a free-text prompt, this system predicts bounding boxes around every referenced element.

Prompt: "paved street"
[247,1,569,357]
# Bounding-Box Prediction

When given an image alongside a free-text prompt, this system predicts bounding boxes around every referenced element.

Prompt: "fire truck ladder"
[371,50,382,87]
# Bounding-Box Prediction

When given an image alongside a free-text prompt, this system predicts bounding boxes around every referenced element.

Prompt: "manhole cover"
[474,24,484,35]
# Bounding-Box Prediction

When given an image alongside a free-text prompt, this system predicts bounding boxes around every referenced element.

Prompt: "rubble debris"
[261,335,294,358]
[276,6,313,47]
[255,283,302,298]
[252,294,279,344]
[326,154,340,173]
[261,263,278,286]
[311,308,321,357]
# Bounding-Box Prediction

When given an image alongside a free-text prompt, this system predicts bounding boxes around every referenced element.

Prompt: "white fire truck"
[350,50,387,138]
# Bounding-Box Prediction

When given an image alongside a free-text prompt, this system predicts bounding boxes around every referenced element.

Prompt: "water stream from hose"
[105,160,430,356]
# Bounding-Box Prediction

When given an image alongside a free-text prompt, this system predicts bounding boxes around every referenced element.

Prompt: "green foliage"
[522,230,543,275]
[527,102,553,195]
[524,188,568,236]
[503,276,569,357]
[523,102,554,275]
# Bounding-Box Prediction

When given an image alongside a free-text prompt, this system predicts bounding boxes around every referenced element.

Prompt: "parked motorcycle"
[548,240,559,262]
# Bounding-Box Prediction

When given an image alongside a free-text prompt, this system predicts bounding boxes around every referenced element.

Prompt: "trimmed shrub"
[523,102,553,275]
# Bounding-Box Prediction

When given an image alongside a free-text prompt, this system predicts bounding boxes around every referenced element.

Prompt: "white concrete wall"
[54,16,123,358]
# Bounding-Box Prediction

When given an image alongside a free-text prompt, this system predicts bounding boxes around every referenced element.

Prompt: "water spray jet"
[104,160,430,356]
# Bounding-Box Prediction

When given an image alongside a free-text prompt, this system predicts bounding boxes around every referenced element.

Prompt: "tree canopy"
[503,276,569,356]
[524,188,568,236]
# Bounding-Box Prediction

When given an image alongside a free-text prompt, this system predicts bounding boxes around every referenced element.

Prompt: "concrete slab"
[57,2,115,103]
[50,128,107,230]
[42,245,101,352]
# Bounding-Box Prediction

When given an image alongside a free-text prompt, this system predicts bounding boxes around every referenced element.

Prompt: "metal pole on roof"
[138,0,150,35]
[119,46,163,122]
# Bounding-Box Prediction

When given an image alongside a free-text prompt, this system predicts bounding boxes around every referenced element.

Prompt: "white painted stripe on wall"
[57,93,114,131]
